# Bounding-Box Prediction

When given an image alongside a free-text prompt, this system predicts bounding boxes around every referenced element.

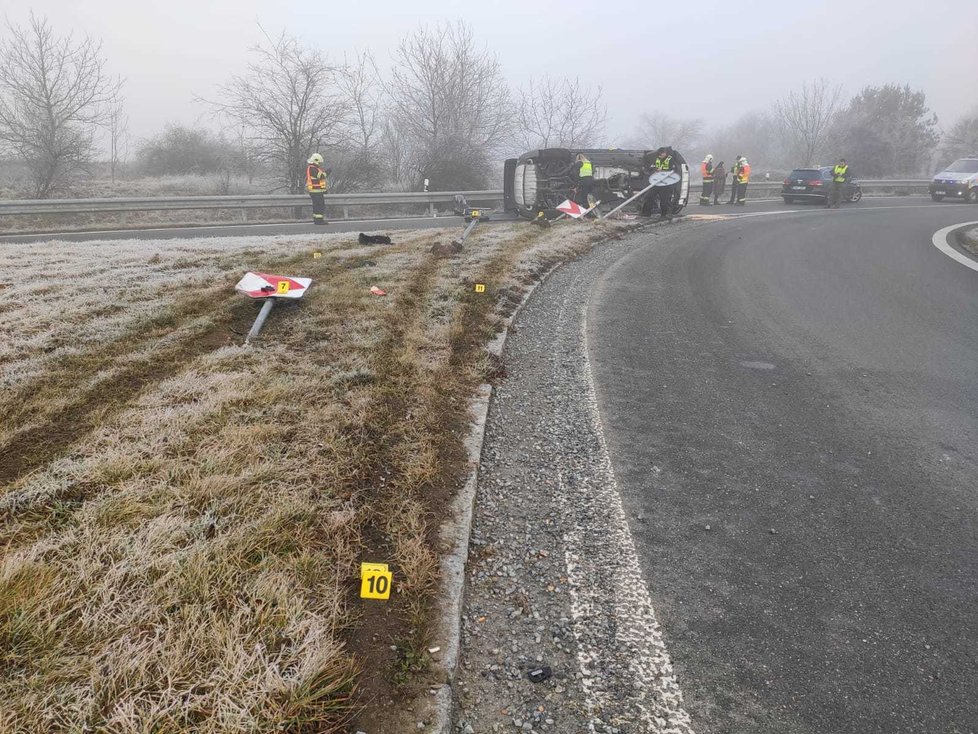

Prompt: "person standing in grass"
[305,153,328,225]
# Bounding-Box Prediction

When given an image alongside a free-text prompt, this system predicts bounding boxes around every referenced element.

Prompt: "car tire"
[783,196,794,204]
[931,194,945,202]
[849,189,862,203]
[966,188,978,204]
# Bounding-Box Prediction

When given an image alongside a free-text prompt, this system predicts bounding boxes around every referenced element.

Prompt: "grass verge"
[0,219,631,732]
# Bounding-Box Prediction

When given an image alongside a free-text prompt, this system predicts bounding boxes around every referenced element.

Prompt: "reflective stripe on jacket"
[654,156,673,171]
[833,164,848,183]
[738,162,751,183]
[701,161,714,180]
[306,164,327,192]
[579,160,593,178]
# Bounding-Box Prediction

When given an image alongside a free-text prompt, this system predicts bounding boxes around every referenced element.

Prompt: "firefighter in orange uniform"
[700,154,715,205]
[306,153,328,225]
[735,155,751,206]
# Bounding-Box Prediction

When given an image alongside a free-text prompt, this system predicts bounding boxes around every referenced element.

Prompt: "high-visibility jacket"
[579,160,593,178]
[306,164,327,192]
[833,164,848,183]
[654,155,673,171]
[701,161,714,180]
[738,162,751,183]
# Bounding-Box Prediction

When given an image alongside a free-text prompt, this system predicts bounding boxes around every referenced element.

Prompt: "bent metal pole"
[245,298,276,344]
[600,182,656,220]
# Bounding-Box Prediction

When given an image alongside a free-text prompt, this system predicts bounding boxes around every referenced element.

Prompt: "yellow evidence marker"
[360,562,393,600]
[277,280,291,294]
[474,283,486,293]
[313,251,322,259]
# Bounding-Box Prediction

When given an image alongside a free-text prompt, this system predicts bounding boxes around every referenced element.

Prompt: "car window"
[944,159,978,173]
[788,169,819,178]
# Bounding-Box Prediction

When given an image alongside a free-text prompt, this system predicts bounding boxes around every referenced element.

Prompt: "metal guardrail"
[0,181,931,219]
[0,190,505,218]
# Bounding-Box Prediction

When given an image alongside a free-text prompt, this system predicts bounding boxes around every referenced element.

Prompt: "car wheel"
[966,188,978,204]
[931,194,945,202]
[849,189,862,203]
[783,196,794,204]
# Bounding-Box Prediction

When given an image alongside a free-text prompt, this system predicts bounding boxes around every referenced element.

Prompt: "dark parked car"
[929,157,978,203]
[781,167,862,204]
[503,147,690,218]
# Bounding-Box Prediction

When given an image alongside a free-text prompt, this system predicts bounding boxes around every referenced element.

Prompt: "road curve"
[586,203,978,732]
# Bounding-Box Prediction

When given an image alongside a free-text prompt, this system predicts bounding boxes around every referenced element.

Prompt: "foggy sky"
[5,0,977,145]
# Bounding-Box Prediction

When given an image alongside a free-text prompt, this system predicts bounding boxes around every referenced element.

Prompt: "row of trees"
[651,79,977,178]
[1,15,976,197]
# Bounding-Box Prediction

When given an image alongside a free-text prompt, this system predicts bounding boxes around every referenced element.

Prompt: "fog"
[4,0,976,142]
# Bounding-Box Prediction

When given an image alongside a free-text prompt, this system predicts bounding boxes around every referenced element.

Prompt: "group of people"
[699,155,751,206]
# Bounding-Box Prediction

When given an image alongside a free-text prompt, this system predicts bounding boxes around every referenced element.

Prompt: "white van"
[930,157,978,203]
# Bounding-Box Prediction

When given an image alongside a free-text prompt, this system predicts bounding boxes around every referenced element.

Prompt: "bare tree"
[0,14,122,197]
[106,99,128,183]
[515,76,605,150]
[205,28,346,194]
[701,111,786,170]
[773,79,843,165]
[329,51,386,192]
[386,22,513,190]
[629,112,703,152]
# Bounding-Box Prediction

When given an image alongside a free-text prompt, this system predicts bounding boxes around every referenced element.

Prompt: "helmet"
[705,154,714,162]
[308,153,323,165]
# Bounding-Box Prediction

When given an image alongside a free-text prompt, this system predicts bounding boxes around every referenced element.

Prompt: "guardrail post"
[343,206,349,219]
[428,202,436,218]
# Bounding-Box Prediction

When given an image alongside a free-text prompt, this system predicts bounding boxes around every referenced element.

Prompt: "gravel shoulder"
[454,225,698,734]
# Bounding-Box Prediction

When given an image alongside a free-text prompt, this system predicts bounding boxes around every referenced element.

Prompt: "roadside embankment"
[0,219,628,733]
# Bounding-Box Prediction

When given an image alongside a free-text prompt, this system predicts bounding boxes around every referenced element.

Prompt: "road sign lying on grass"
[235,271,313,344]
[235,272,312,299]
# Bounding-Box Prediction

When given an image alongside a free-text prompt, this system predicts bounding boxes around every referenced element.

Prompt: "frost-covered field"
[0,220,627,732]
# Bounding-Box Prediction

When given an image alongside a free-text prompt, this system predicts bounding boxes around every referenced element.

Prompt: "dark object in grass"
[359,233,392,245]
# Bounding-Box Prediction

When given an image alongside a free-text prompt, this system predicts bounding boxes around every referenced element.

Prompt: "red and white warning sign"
[235,272,312,299]
[556,199,585,218]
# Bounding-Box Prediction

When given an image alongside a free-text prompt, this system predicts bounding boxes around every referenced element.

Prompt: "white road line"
[548,279,693,733]
[932,221,978,273]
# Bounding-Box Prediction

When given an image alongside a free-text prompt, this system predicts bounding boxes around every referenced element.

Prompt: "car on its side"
[503,147,691,219]
[781,167,862,204]
[929,157,978,203]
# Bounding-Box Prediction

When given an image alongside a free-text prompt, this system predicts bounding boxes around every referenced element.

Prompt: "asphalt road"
[586,202,978,732]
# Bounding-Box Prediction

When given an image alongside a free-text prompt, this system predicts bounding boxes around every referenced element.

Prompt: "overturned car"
[503,147,690,219]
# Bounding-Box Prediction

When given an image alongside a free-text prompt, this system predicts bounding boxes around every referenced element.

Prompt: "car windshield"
[943,159,978,173]
[788,169,820,179]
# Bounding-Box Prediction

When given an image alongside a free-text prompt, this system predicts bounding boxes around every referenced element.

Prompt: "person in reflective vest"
[735,156,751,206]
[574,153,595,209]
[828,158,850,209]
[306,153,328,225]
[727,156,741,204]
[642,147,677,220]
[700,154,715,205]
